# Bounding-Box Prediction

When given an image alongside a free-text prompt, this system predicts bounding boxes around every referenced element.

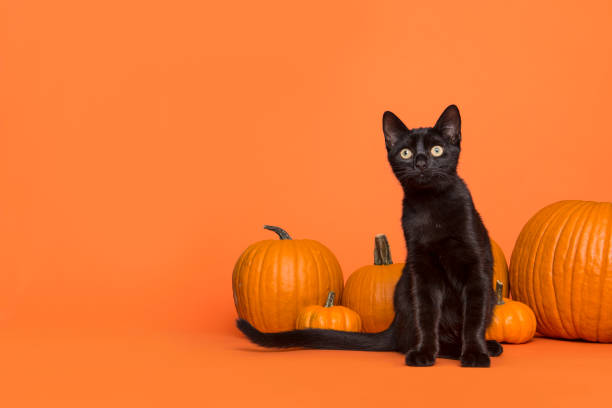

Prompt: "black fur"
[237,105,502,367]
[236,318,396,351]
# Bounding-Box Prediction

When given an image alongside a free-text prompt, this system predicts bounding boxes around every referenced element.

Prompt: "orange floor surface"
[1,329,610,407]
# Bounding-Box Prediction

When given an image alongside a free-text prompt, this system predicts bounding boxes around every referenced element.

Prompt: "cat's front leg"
[404,269,442,367]
[460,279,491,367]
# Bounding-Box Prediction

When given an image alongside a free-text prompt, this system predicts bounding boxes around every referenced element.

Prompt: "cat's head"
[383,105,461,191]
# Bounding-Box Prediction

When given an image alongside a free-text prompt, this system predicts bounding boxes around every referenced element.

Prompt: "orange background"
[1,0,611,406]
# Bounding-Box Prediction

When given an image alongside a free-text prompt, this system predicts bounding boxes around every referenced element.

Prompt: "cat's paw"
[486,340,503,357]
[460,351,490,367]
[405,350,436,367]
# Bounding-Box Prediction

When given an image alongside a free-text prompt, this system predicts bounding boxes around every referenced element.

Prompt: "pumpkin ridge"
[313,242,329,314]
[370,269,381,330]
[239,242,256,327]
[367,269,376,331]
[548,202,588,338]
[583,203,610,341]
[267,240,285,332]
[303,241,318,321]
[243,243,261,325]
[501,307,509,342]
[541,201,581,336]
[580,206,598,340]
[529,202,571,335]
[513,202,560,334]
[349,270,361,327]
[239,242,257,326]
[594,204,611,341]
[595,204,612,341]
[575,203,600,340]
[352,270,365,328]
[350,270,362,327]
[239,244,257,323]
[304,240,320,314]
[516,304,527,342]
[525,304,535,340]
[231,248,246,316]
[343,308,350,330]
[232,250,246,318]
[236,243,261,321]
[557,201,591,338]
[583,204,601,341]
[512,203,560,306]
[512,215,536,313]
[273,240,289,332]
[565,202,595,339]
[562,202,592,338]
[257,240,276,332]
[270,240,284,331]
[509,221,523,301]
[321,242,330,305]
[318,241,328,311]
[517,203,549,329]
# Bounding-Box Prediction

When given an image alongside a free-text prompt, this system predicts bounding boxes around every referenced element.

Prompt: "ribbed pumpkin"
[491,239,510,298]
[342,234,403,332]
[486,281,536,344]
[509,200,612,342]
[296,292,362,332]
[232,225,344,332]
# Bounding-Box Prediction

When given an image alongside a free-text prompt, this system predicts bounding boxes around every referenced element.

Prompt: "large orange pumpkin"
[296,291,362,332]
[342,234,403,332]
[232,225,344,332]
[509,200,612,342]
[491,239,510,298]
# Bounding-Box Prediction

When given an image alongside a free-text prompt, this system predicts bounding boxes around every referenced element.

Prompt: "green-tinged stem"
[324,291,335,307]
[495,280,505,305]
[373,234,393,265]
[263,225,292,240]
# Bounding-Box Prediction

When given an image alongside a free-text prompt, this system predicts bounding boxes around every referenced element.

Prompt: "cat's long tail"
[236,319,397,351]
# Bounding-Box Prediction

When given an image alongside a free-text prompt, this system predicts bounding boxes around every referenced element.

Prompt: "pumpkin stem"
[263,225,292,240]
[495,280,505,305]
[324,291,335,307]
[373,234,393,265]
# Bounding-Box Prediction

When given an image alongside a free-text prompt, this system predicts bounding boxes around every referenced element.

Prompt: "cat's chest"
[402,203,464,243]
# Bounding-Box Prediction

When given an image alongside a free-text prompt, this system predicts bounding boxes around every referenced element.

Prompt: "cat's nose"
[415,154,428,171]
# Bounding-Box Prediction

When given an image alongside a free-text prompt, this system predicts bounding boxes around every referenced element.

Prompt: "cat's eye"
[400,149,413,159]
[431,146,444,157]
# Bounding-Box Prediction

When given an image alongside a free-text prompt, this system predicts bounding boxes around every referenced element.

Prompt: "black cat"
[236,105,502,367]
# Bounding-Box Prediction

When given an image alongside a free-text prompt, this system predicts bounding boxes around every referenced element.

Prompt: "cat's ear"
[434,105,461,145]
[383,111,408,149]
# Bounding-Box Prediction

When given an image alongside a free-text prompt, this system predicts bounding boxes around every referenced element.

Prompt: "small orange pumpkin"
[486,281,536,344]
[341,234,403,332]
[490,239,510,298]
[232,225,344,332]
[296,291,362,332]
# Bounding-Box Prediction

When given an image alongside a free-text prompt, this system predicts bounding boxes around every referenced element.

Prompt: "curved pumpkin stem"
[374,234,393,265]
[324,291,335,307]
[263,225,292,240]
[495,280,505,305]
